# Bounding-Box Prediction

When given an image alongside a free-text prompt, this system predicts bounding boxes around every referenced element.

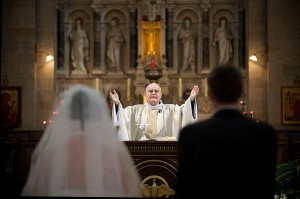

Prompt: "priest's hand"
[190,85,199,101]
[109,90,120,104]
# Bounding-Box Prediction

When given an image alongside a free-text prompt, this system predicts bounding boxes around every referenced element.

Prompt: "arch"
[173,6,201,23]
[100,6,130,24]
[64,8,92,25]
[209,5,237,23]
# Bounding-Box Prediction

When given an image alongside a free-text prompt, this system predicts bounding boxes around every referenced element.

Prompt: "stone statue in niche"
[69,18,89,74]
[179,18,196,73]
[213,18,233,65]
[107,18,124,72]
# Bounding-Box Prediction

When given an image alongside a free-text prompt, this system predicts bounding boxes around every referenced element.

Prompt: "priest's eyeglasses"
[147,89,161,94]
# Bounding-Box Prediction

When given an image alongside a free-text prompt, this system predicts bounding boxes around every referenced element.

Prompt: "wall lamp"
[46,54,54,62]
[35,45,54,63]
[35,52,54,64]
[249,54,258,62]
[249,50,266,62]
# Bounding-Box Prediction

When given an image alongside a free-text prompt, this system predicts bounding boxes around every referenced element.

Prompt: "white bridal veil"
[21,85,141,197]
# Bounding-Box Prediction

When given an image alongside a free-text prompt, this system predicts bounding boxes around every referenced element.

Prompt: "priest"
[109,83,199,141]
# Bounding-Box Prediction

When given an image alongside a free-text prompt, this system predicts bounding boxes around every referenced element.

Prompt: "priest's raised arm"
[110,83,199,141]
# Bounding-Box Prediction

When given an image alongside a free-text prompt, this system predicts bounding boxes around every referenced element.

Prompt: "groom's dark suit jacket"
[176,109,277,199]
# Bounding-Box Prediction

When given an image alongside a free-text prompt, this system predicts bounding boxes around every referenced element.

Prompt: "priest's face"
[145,83,162,106]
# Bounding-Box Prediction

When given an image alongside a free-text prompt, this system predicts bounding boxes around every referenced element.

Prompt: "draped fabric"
[21,85,141,197]
[112,97,197,141]
[146,109,159,138]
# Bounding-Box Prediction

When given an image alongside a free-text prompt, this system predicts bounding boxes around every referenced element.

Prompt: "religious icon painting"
[281,87,300,125]
[0,86,22,129]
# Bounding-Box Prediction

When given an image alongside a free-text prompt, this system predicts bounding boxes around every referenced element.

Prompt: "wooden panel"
[125,141,177,198]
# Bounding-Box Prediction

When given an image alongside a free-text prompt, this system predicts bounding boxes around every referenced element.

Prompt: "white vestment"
[112,97,197,141]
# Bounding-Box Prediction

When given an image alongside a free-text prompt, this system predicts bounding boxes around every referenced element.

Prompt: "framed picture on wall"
[281,87,300,125]
[0,86,22,129]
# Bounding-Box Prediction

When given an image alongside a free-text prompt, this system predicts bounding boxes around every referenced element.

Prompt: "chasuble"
[112,97,197,141]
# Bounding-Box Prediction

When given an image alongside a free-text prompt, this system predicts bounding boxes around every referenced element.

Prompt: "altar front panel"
[125,141,178,198]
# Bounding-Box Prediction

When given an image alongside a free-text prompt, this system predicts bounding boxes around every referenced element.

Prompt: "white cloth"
[21,85,141,197]
[113,97,197,141]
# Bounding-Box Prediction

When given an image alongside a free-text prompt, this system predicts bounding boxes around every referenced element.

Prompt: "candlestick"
[240,100,245,112]
[204,78,208,97]
[250,110,254,119]
[127,78,131,101]
[143,94,147,104]
[178,77,182,98]
[95,78,99,91]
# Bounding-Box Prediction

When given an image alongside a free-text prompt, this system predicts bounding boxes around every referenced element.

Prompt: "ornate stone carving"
[200,0,212,11]
[91,0,103,12]
[140,178,175,198]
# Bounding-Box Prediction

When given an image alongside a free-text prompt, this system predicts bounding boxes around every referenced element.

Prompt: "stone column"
[238,5,246,69]
[166,2,175,68]
[173,23,180,73]
[201,1,211,71]
[129,9,138,69]
[91,1,103,73]
[57,5,65,72]
[99,22,107,73]
[93,12,101,68]
[159,1,167,58]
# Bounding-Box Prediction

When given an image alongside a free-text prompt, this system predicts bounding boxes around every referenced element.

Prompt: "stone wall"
[1,0,300,131]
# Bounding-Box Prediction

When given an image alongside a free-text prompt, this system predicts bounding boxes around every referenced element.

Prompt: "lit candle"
[127,78,131,101]
[240,100,244,110]
[178,77,182,98]
[250,110,254,119]
[95,78,99,91]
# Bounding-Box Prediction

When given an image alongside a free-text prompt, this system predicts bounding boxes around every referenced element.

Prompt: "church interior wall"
[1,0,299,132]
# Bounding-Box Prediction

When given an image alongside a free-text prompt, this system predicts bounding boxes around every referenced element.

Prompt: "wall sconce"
[249,54,258,62]
[34,44,54,63]
[35,48,54,63]
[46,54,54,62]
[249,49,267,62]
